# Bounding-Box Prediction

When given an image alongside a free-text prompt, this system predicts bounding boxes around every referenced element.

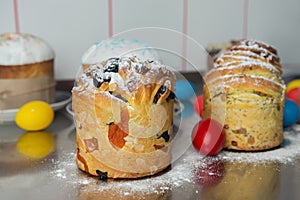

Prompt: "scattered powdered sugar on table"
[50,150,197,195]
[218,126,300,163]
[49,125,300,196]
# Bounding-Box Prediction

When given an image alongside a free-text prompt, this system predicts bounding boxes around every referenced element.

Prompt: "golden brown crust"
[81,64,90,72]
[237,39,278,55]
[216,51,282,74]
[204,73,284,98]
[0,60,55,109]
[203,39,285,151]
[212,61,281,77]
[0,59,54,79]
[72,57,175,178]
[73,88,172,178]
[229,45,280,64]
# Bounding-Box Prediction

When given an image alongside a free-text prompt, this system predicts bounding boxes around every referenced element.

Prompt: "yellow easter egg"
[15,101,54,131]
[286,79,300,93]
[16,131,55,159]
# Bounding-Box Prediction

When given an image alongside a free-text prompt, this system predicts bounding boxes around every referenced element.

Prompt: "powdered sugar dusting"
[49,125,300,195]
[231,44,278,61]
[218,126,300,163]
[73,57,176,103]
[214,60,280,74]
[206,74,285,95]
[49,150,197,195]
[219,50,279,66]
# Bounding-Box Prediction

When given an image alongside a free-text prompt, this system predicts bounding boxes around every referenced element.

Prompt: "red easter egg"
[194,158,225,187]
[194,95,204,117]
[286,87,300,104]
[191,119,225,156]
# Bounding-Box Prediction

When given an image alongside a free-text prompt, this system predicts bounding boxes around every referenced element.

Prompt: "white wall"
[1,0,300,80]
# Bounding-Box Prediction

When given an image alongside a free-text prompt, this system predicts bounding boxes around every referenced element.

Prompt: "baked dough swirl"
[203,40,285,151]
[72,57,176,178]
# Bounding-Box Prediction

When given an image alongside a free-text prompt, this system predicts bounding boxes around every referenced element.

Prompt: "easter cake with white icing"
[81,38,160,71]
[0,33,55,109]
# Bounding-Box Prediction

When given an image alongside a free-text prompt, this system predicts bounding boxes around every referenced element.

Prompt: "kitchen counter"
[1,107,300,200]
[1,67,300,200]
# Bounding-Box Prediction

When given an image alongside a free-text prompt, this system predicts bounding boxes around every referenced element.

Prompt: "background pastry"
[81,38,160,71]
[0,33,55,110]
[203,39,285,151]
[206,40,241,70]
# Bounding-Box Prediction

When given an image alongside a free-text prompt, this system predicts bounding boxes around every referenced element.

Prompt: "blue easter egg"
[175,80,196,100]
[283,99,299,127]
[180,101,194,118]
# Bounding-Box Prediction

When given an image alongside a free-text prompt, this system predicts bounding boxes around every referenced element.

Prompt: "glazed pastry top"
[204,39,286,103]
[0,33,55,65]
[75,57,176,105]
[81,38,160,65]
